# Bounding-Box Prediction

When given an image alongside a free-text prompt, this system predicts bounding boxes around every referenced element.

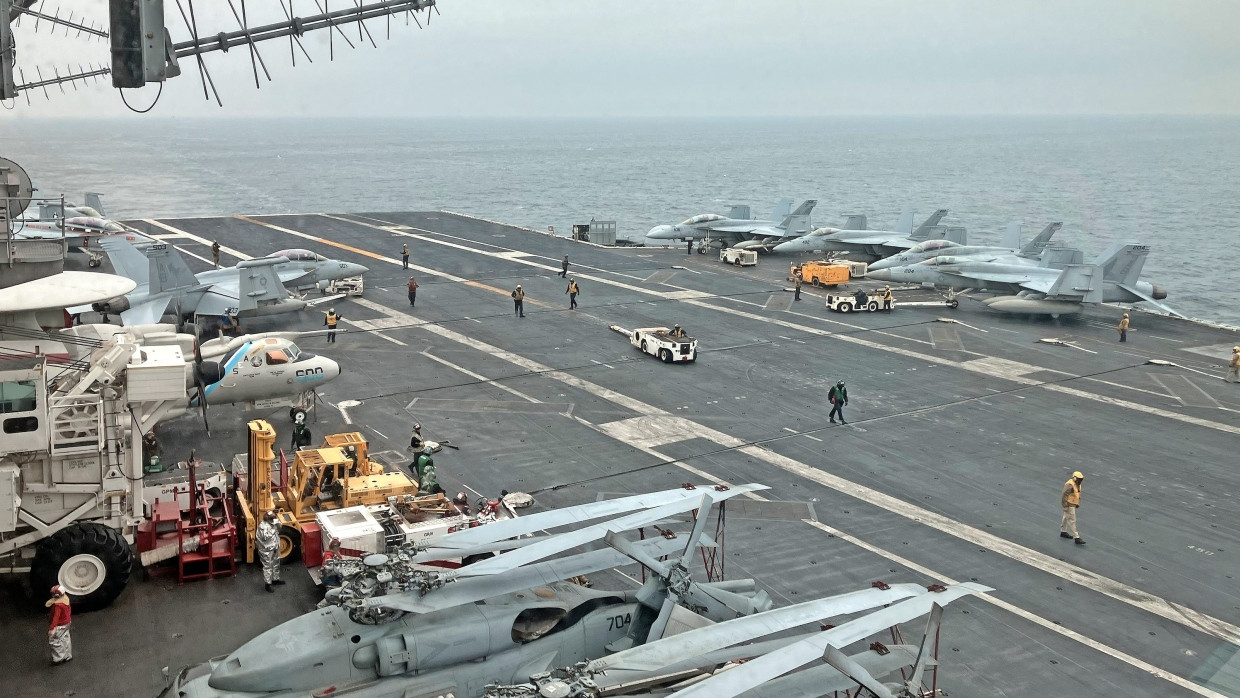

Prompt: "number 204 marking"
[608,613,632,630]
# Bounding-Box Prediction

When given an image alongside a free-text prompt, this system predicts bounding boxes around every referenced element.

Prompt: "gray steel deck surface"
[3,211,1237,697]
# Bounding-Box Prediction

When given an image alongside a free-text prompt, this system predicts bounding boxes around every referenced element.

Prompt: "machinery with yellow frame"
[234,419,448,563]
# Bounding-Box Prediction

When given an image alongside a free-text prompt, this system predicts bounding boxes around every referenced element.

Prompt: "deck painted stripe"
[141,219,253,260]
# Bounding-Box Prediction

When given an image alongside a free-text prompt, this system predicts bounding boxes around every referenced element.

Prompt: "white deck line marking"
[1082,377,1173,400]
[801,520,1230,698]
[381,299,1229,694]
[141,219,253,260]
[173,245,214,266]
[419,351,538,403]
[802,434,823,442]
[369,294,1240,647]
[317,212,1240,440]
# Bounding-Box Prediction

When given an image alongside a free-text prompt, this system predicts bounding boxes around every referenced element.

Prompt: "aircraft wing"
[833,234,911,247]
[368,536,688,614]
[666,583,991,698]
[0,272,136,313]
[590,584,927,676]
[707,224,764,234]
[195,286,241,317]
[940,268,1052,291]
[121,297,174,326]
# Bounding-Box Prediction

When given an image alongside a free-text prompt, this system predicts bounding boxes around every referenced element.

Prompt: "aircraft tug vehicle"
[611,325,698,363]
[719,247,758,266]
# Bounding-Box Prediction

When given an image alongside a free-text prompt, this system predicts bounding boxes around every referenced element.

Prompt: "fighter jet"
[773,209,958,261]
[262,248,371,292]
[11,195,155,266]
[77,238,367,326]
[645,199,818,251]
[867,222,1062,272]
[867,241,1174,317]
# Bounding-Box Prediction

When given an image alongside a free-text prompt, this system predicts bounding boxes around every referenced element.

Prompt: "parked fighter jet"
[773,209,957,261]
[11,196,154,266]
[75,238,365,326]
[645,200,818,251]
[263,248,370,292]
[162,484,989,698]
[867,222,1062,272]
[867,241,1174,317]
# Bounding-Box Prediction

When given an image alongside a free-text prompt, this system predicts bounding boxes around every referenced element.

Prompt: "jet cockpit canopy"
[680,214,726,226]
[907,239,962,254]
[270,249,328,262]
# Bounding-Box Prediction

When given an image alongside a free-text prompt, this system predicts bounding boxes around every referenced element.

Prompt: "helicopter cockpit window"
[511,607,568,643]
[284,343,302,362]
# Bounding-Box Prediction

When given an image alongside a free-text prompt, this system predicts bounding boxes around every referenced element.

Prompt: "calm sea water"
[3,116,1237,325]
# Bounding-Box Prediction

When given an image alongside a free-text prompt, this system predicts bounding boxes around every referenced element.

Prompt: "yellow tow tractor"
[234,419,448,563]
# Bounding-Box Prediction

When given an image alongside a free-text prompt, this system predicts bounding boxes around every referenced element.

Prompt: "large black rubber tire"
[30,522,132,613]
[278,525,302,564]
[659,348,672,363]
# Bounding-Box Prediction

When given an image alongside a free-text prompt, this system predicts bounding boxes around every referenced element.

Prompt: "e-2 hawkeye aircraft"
[162,484,989,698]
[61,323,340,428]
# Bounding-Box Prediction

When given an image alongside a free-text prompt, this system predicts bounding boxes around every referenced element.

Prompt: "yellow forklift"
[235,420,447,563]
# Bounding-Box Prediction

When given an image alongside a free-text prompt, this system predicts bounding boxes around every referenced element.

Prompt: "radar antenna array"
[0,0,441,108]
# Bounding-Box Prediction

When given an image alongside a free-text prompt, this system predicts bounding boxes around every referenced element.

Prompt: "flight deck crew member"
[46,585,72,665]
[256,510,286,591]
[882,286,893,311]
[1117,313,1129,342]
[512,285,525,317]
[401,243,410,270]
[560,256,570,278]
[211,240,221,268]
[407,276,419,307]
[324,308,340,342]
[794,275,802,301]
[1060,471,1086,544]
[1227,346,1240,383]
[669,324,685,338]
[828,380,848,424]
[686,239,693,256]
[566,278,580,309]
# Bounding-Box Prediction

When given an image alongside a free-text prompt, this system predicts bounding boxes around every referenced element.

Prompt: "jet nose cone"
[867,258,897,272]
[865,267,895,281]
[772,240,798,253]
[321,356,341,381]
[346,262,369,277]
[646,225,673,239]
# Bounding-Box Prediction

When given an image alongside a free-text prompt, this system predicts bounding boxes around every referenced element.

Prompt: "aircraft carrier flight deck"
[4,210,1238,698]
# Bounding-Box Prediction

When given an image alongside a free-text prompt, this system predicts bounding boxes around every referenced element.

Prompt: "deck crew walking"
[1226,346,1240,383]
[828,380,848,424]
[407,276,419,307]
[211,240,221,268]
[560,256,570,278]
[1117,313,1129,342]
[566,279,579,309]
[256,510,286,591]
[401,243,410,270]
[46,585,72,665]
[324,308,340,343]
[512,285,525,317]
[1060,471,1086,545]
[882,286,893,311]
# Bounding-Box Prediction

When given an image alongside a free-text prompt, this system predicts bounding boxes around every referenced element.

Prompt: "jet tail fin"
[236,258,293,312]
[727,205,752,220]
[768,198,794,221]
[1048,264,1104,303]
[84,193,106,217]
[894,210,915,235]
[999,221,1022,249]
[1096,242,1150,286]
[98,237,153,285]
[908,209,949,240]
[944,226,968,244]
[776,200,817,235]
[841,214,867,231]
[146,243,199,295]
[1019,222,1061,257]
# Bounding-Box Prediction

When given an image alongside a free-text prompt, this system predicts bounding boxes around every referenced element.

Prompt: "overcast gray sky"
[6,0,1240,118]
